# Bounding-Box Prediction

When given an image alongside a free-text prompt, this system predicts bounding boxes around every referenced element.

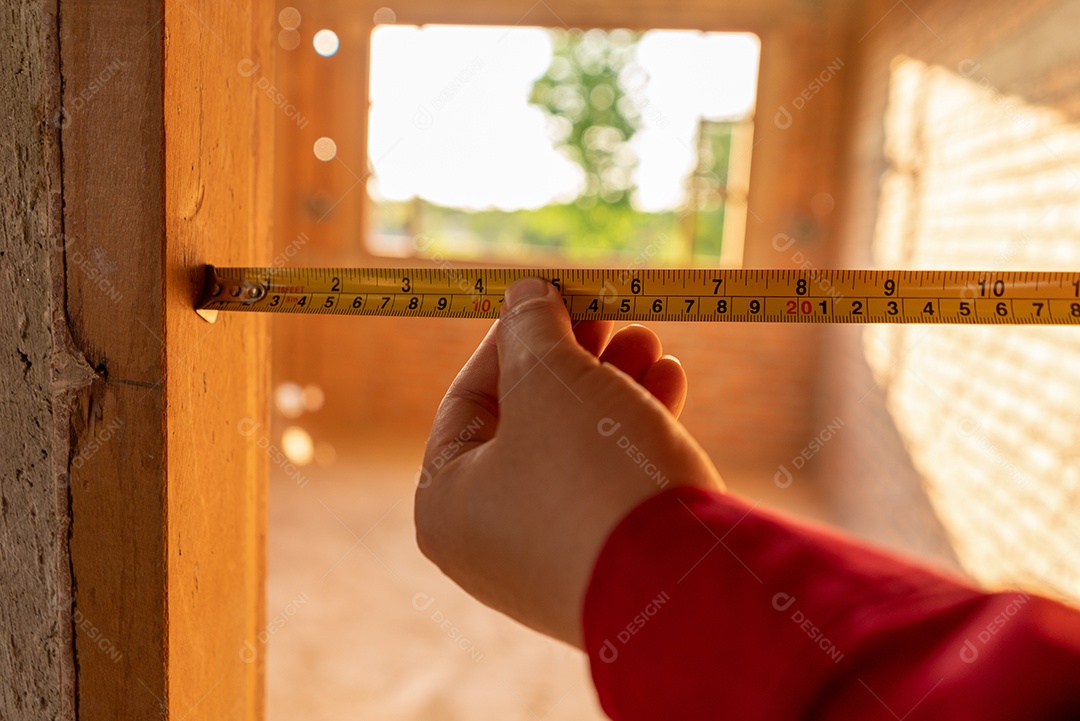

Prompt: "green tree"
[529,29,641,208]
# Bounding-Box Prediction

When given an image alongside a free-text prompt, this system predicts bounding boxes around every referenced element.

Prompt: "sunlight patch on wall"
[865,55,1080,602]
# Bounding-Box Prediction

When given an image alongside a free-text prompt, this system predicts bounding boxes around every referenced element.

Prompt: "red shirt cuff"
[582,486,1080,720]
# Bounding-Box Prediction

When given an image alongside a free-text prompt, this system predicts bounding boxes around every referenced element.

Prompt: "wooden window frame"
[272,0,839,271]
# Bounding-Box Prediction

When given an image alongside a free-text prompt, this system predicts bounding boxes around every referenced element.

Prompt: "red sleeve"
[583,486,1080,720]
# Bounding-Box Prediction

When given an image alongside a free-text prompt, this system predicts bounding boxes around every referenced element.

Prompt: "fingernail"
[504,277,550,310]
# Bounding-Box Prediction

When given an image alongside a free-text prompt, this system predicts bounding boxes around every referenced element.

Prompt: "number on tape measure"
[195,266,1080,325]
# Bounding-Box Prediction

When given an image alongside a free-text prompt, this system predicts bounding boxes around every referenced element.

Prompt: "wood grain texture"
[163,0,273,719]
[60,1,168,717]
[0,1,82,719]
[58,0,272,718]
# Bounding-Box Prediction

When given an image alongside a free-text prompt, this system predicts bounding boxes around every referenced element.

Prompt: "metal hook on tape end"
[196,308,219,324]
[196,264,269,323]
[195,265,221,324]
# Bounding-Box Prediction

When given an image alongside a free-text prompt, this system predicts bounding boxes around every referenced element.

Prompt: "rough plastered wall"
[822,0,1080,600]
[0,1,90,717]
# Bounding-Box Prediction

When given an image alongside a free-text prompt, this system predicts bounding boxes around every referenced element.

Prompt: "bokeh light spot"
[373,7,397,24]
[313,29,340,57]
[313,137,338,161]
[278,7,301,30]
[281,426,314,466]
[278,28,301,51]
[274,382,304,418]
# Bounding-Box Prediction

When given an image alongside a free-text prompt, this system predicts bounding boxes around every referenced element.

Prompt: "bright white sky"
[367,26,760,212]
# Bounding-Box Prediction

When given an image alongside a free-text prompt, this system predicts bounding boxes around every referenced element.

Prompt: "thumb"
[496,278,594,400]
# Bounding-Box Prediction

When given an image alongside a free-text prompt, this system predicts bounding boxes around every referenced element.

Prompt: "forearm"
[583,486,1080,720]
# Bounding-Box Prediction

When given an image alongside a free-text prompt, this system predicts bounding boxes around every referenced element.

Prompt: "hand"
[414,278,723,648]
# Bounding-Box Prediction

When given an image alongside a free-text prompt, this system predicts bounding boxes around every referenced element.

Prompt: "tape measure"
[195,265,1080,324]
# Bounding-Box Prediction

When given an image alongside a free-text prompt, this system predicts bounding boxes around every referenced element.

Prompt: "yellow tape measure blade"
[195,266,1080,325]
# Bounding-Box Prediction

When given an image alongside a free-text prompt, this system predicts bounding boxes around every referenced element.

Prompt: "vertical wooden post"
[164,1,273,718]
[59,0,272,718]
[60,2,169,716]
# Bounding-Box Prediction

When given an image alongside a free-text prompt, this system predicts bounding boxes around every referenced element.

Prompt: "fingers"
[491,278,688,421]
[423,321,500,471]
[598,324,662,380]
[571,319,614,358]
[638,356,688,418]
[496,279,595,402]
[599,324,687,417]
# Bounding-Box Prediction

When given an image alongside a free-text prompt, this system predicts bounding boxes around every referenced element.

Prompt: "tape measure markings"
[196,266,1080,325]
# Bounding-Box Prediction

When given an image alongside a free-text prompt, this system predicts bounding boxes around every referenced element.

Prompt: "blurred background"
[259,0,1080,718]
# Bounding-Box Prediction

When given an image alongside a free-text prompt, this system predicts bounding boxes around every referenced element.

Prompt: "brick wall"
[824,0,1080,599]
[271,10,854,474]
[275,310,824,470]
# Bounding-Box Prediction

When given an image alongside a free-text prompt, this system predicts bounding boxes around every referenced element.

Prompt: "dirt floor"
[265,437,829,720]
